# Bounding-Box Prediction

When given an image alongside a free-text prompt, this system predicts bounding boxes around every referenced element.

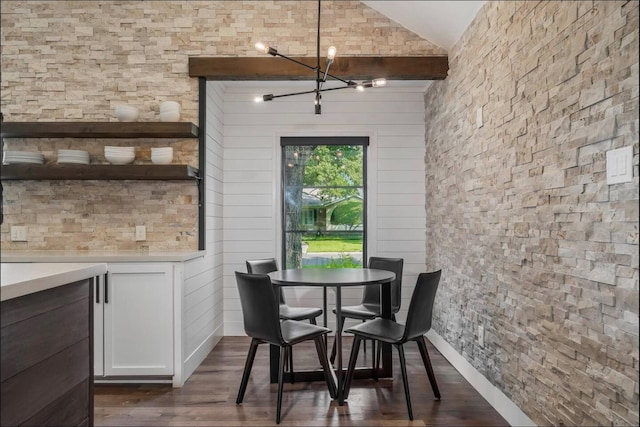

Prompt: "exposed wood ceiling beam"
[189,56,448,80]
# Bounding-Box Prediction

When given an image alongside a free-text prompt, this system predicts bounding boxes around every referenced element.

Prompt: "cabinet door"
[94,274,105,376]
[103,263,174,376]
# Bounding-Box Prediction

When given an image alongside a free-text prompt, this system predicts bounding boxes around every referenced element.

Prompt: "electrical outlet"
[135,225,146,241]
[606,146,633,185]
[10,226,27,242]
[477,325,485,347]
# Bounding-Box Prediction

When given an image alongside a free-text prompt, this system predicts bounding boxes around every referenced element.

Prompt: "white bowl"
[159,111,180,122]
[151,156,173,165]
[105,153,135,164]
[151,147,173,154]
[114,105,139,122]
[105,146,135,152]
[159,101,180,112]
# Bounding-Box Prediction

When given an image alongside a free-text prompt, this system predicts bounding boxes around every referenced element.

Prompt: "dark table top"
[268,268,395,287]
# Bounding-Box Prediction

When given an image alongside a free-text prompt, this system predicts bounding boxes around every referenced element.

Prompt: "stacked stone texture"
[0,0,442,251]
[424,1,638,425]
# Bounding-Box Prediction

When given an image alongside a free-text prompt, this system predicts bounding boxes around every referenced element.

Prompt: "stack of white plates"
[2,150,45,165]
[151,147,173,164]
[57,149,90,165]
[104,146,135,165]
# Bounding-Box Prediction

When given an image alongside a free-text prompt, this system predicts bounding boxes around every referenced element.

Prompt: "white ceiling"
[361,1,485,50]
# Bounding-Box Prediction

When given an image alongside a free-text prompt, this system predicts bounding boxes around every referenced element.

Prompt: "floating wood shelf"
[0,164,199,181]
[0,122,199,139]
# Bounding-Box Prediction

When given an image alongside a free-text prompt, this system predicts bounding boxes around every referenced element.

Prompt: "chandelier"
[253,0,387,115]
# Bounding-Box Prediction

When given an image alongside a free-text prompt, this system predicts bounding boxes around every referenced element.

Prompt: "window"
[281,136,368,269]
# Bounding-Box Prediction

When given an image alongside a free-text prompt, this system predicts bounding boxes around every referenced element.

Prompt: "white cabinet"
[94,263,174,377]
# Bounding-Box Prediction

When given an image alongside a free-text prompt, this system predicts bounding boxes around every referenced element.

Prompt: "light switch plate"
[606,146,633,185]
[135,225,146,241]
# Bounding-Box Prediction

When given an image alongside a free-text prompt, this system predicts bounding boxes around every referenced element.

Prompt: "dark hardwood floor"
[95,336,508,426]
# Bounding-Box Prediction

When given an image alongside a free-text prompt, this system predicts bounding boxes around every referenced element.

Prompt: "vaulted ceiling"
[361,1,485,50]
[190,1,486,81]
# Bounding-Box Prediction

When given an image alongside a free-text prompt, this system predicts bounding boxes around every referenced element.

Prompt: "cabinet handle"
[104,273,109,304]
[95,276,100,303]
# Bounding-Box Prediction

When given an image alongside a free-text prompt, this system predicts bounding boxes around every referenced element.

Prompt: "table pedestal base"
[269,343,393,403]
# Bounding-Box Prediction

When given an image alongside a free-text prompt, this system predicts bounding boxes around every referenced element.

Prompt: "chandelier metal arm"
[254,0,386,114]
[272,51,319,74]
[268,50,353,86]
[265,82,359,101]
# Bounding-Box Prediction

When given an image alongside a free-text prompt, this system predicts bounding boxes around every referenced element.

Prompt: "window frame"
[280,136,369,269]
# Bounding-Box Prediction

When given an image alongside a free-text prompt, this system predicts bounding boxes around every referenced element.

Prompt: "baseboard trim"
[425,330,536,427]
[182,324,224,384]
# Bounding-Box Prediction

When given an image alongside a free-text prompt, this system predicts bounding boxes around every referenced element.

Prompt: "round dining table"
[268,268,396,405]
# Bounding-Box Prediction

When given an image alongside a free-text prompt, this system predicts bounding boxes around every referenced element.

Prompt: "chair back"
[246,258,286,305]
[402,270,441,341]
[362,257,404,314]
[235,271,284,345]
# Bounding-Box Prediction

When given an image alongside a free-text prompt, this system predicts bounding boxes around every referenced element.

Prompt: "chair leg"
[314,336,337,399]
[417,336,441,399]
[343,335,362,400]
[276,345,287,424]
[373,340,381,381]
[236,338,260,404]
[288,346,294,384]
[361,320,367,354]
[329,316,345,364]
[396,344,413,420]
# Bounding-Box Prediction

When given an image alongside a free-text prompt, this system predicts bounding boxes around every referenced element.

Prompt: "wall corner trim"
[425,330,536,427]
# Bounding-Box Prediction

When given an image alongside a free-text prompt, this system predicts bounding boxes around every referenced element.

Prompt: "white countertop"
[1,262,107,301]
[1,250,205,263]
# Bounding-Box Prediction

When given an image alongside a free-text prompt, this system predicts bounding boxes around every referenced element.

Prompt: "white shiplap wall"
[218,81,429,335]
[180,82,226,380]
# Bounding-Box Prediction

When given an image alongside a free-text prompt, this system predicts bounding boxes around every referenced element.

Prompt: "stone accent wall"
[0,0,443,251]
[424,1,638,425]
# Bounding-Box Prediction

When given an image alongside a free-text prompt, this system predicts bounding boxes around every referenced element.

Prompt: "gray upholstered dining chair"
[329,256,403,371]
[234,272,335,424]
[246,258,323,379]
[342,270,442,420]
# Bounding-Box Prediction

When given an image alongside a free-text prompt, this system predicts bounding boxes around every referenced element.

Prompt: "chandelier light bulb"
[251,0,387,114]
[327,46,337,60]
[372,78,387,87]
[255,42,269,54]
[254,96,263,103]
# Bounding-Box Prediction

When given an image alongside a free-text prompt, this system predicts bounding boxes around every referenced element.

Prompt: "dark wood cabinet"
[1,279,94,426]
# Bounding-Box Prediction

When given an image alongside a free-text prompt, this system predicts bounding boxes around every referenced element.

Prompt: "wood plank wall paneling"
[175,83,226,381]
[1,280,92,427]
[218,82,428,333]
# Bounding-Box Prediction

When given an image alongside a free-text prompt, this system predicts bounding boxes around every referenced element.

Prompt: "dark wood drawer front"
[0,279,93,427]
